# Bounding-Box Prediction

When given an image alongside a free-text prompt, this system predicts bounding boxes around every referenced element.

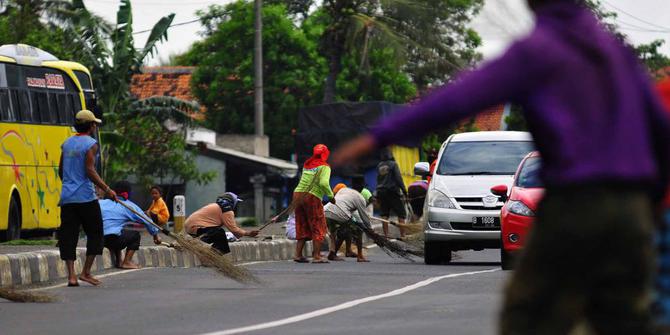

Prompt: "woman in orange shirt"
[146,186,170,227]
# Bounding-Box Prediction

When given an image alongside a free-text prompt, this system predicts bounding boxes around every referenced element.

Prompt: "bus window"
[48,93,60,124]
[56,93,75,125]
[0,89,15,121]
[73,71,93,91]
[13,89,32,122]
[31,91,48,124]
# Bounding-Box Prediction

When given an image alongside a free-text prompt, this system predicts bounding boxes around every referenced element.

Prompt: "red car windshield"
[516,157,543,188]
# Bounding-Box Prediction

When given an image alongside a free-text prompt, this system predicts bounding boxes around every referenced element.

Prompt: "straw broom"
[115,200,259,284]
[349,220,423,261]
[371,217,424,235]
[0,288,58,303]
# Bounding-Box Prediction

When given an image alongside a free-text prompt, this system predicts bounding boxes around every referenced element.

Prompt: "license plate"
[472,216,499,228]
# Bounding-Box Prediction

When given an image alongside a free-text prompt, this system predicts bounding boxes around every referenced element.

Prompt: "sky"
[83,0,670,65]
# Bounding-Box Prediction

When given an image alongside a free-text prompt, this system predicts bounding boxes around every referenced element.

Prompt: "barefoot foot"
[79,274,101,286]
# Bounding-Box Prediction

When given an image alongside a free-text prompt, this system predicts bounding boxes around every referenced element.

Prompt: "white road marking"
[200,268,500,335]
[29,260,281,291]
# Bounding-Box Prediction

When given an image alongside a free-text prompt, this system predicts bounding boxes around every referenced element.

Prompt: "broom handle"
[115,199,171,237]
[259,168,324,232]
[371,216,400,226]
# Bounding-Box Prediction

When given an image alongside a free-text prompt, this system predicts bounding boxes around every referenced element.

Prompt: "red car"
[491,151,544,270]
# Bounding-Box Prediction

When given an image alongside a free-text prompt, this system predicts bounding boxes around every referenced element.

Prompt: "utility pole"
[254,0,263,136]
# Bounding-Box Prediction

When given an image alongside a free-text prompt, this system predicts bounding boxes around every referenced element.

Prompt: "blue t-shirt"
[60,135,98,205]
[99,199,159,236]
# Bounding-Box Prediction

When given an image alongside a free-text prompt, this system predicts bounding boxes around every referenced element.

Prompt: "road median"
[0,238,306,288]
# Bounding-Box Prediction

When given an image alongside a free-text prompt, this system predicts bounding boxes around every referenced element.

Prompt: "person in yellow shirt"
[146,185,170,227]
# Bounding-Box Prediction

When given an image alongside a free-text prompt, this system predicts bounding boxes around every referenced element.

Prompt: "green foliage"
[58,0,175,118]
[318,0,484,102]
[505,105,527,131]
[635,40,670,75]
[101,97,216,188]
[0,1,78,60]
[179,1,325,159]
[0,0,213,188]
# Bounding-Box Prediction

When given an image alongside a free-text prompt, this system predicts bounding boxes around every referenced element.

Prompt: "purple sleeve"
[371,40,543,147]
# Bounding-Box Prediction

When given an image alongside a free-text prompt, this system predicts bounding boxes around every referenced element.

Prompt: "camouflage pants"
[500,187,656,335]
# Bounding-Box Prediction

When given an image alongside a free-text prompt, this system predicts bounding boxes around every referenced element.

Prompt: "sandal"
[327,252,345,261]
[293,258,309,263]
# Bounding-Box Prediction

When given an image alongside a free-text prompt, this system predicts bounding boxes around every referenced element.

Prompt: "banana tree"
[55,0,174,119]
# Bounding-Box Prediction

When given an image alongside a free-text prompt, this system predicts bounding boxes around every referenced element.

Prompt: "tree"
[635,40,670,75]
[178,1,325,159]
[301,9,416,103]
[54,0,175,118]
[318,0,484,102]
[0,0,82,60]
[101,97,215,188]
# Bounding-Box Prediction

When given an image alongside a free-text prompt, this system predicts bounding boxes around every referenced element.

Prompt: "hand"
[107,189,118,202]
[270,216,279,224]
[331,134,376,167]
[247,230,260,237]
[153,235,162,245]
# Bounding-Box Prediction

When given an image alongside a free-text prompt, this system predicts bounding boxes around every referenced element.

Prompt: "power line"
[134,18,201,35]
[603,0,670,31]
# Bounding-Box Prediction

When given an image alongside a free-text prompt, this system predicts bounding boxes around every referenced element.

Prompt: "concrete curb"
[0,239,310,288]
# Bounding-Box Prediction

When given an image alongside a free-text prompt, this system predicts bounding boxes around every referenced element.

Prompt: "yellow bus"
[0,44,96,241]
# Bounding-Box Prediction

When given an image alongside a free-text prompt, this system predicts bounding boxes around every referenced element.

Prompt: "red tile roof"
[130,66,205,120]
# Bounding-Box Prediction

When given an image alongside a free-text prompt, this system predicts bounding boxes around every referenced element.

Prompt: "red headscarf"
[303,144,330,169]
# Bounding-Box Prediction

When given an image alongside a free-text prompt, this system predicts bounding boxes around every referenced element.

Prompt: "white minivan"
[416,131,534,264]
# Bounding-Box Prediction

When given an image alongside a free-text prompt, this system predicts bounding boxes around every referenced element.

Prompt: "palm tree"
[320,0,483,103]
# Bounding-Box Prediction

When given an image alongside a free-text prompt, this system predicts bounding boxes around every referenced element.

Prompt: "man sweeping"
[58,110,117,287]
[185,193,259,254]
[333,0,670,333]
[325,185,374,262]
[376,149,407,238]
[99,181,161,269]
[293,144,335,263]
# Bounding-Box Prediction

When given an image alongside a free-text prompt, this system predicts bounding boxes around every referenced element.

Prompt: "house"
[130,67,298,224]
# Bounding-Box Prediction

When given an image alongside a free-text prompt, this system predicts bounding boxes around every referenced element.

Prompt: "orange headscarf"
[333,183,347,195]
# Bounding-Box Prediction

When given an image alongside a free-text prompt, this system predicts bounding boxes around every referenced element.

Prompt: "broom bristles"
[0,288,58,303]
[170,233,260,284]
[353,222,423,262]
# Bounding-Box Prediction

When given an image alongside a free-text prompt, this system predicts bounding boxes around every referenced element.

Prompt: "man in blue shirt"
[100,181,161,269]
[59,110,117,287]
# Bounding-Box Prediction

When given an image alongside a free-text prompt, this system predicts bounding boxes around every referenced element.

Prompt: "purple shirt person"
[334,1,669,333]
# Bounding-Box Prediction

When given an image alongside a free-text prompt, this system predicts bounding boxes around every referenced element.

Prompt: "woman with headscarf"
[184,192,259,254]
[293,144,335,263]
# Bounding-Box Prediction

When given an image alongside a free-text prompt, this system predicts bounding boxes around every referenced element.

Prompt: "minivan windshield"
[516,157,543,188]
[437,141,534,176]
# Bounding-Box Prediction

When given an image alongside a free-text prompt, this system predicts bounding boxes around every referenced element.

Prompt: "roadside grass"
[0,239,57,246]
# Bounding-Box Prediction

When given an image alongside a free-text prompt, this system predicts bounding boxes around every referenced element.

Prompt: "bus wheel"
[5,195,21,241]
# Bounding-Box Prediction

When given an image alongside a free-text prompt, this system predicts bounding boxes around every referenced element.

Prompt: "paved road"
[1,248,508,335]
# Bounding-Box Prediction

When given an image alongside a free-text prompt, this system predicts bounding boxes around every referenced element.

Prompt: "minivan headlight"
[507,201,534,217]
[429,191,456,209]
